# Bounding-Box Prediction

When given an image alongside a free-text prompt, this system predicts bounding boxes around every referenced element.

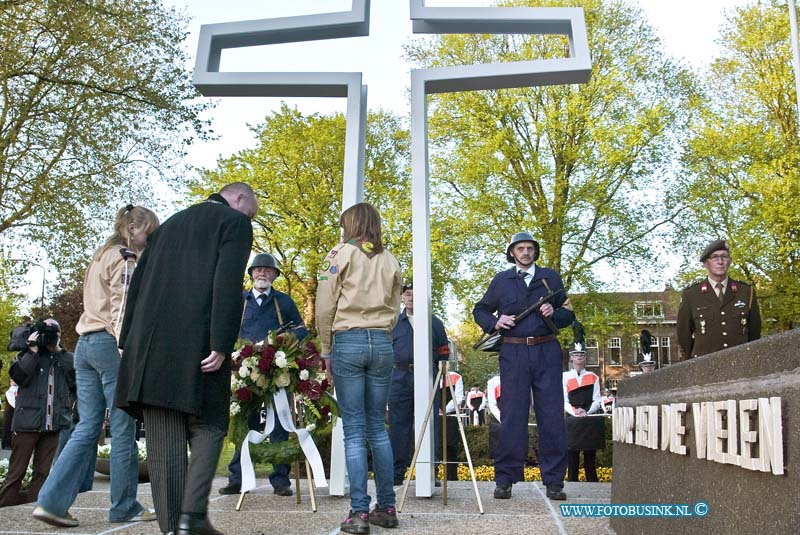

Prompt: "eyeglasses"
[708,254,731,262]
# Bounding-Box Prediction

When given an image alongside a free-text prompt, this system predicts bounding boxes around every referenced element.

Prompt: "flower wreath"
[229,332,338,465]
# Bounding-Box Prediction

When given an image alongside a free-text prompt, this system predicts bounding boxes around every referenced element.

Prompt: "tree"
[0,0,209,272]
[190,106,417,330]
[404,0,697,311]
[674,1,800,331]
[0,259,23,394]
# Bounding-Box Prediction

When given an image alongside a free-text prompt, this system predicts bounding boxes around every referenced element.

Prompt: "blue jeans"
[332,329,395,512]
[37,331,144,521]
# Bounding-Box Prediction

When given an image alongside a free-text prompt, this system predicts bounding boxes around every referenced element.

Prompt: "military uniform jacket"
[677,278,761,359]
[472,266,574,338]
[391,310,449,368]
[240,289,308,343]
[115,194,253,431]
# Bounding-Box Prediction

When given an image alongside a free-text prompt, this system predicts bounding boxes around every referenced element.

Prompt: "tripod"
[397,360,484,513]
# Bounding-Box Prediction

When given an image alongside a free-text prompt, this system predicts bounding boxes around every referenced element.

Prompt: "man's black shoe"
[217,483,240,495]
[494,485,512,499]
[273,486,293,497]
[545,485,567,500]
[176,514,224,535]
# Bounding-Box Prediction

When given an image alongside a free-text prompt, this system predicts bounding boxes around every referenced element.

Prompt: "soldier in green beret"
[677,240,761,359]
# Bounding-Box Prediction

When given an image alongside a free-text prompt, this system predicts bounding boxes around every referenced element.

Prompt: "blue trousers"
[332,329,395,513]
[495,340,567,488]
[227,408,290,489]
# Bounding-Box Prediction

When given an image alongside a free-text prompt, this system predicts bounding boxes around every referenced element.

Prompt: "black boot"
[176,514,224,535]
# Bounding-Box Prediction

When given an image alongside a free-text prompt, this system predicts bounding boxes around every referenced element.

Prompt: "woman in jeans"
[316,202,402,534]
[33,205,159,528]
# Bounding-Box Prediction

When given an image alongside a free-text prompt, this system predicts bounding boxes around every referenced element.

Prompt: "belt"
[502,334,557,346]
[394,363,414,371]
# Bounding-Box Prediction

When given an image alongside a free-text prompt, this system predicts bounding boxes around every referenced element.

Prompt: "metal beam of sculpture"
[192,0,370,208]
[192,0,591,499]
[408,1,591,497]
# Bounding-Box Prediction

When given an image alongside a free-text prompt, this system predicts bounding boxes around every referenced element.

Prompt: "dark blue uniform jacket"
[391,310,449,367]
[240,289,308,343]
[473,266,574,337]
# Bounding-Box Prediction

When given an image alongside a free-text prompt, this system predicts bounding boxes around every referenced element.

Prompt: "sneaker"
[494,484,512,499]
[341,511,370,534]
[545,485,567,501]
[127,509,158,522]
[32,506,79,527]
[369,506,398,528]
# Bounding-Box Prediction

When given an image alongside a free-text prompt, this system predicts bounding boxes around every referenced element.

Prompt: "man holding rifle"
[473,231,574,501]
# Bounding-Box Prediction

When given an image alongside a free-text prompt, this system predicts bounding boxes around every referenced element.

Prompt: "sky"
[166,0,753,170]
[19,0,760,304]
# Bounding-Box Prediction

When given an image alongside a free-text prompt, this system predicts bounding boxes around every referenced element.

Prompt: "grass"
[215,440,275,478]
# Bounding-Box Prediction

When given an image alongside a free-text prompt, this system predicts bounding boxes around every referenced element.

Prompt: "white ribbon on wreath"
[240,388,328,492]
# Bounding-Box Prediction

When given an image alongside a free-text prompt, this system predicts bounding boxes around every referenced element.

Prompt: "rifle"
[473,287,565,353]
[275,320,296,335]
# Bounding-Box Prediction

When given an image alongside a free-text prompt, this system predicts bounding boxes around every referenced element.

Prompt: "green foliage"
[0,259,23,393]
[675,0,800,331]
[405,0,698,308]
[0,0,209,273]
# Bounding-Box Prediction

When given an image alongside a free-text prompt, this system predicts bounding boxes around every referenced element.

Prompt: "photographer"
[0,319,75,507]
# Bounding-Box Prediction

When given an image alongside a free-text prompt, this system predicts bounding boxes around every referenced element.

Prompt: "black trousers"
[0,431,58,507]
[567,449,597,482]
[142,407,225,533]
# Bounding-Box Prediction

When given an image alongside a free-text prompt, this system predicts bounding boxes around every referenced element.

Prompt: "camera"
[33,320,60,349]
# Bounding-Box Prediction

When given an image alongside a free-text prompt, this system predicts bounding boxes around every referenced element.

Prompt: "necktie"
[715,283,724,301]
[258,294,268,306]
[518,271,531,287]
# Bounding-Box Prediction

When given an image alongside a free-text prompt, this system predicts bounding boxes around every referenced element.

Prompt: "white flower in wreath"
[275,371,291,388]
[232,350,240,360]
[238,365,250,378]
[305,423,316,433]
[256,374,269,389]
[275,351,288,368]
[299,369,310,381]
[247,355,259,367]
[250,369,260,382]
[231,402,241,415]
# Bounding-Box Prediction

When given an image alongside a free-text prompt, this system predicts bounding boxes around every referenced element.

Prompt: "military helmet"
[506,231,540,263]
[248,253,280,277]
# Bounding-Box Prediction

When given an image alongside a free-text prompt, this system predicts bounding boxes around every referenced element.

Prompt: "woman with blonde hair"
[316,202,403,534]
[34,205,160,528]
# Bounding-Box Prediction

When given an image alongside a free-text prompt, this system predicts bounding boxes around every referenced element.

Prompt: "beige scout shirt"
[75,246,136,340]
[315,241,402,355]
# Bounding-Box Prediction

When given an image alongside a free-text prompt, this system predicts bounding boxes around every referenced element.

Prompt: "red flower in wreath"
[258,345,276,370]
[320,405,331,417]
[298,380,324,401]
[239,344,254,359]
[236,387,253,403]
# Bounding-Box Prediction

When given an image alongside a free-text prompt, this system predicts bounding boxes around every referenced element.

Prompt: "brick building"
[569,289,684,390]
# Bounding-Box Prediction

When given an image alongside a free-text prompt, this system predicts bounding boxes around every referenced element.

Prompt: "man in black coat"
[115,183,257,535]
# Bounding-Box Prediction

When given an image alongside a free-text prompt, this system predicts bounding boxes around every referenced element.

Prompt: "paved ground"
[0,473,612,535]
